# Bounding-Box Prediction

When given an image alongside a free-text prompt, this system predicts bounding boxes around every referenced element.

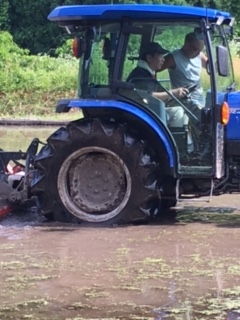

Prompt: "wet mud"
[1,127,240,319]
[1,195,240,319]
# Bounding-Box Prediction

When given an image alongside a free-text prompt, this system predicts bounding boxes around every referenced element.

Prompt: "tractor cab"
[51,5,234,180]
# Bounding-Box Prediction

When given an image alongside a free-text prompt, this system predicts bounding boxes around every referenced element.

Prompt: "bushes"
[3,54,78,92]
[0,32,78,93]
[0,31,27,61]
[0,31,78,116]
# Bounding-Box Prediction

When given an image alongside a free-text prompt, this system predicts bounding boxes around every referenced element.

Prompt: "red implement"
[0,200,12,220]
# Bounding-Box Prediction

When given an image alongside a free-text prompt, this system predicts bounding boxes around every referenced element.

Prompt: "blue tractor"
[1,4,240,225]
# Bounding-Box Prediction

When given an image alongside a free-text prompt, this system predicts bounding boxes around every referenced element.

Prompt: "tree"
[219,0,240,35]
[8,0,59,54]
[4,0,240,54]
[0,0,10,30]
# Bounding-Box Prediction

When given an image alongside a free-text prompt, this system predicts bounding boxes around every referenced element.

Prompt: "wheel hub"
[57,147,131,222]
[69,153,126,212]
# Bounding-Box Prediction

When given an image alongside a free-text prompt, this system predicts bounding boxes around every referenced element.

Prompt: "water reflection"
[227,310,240,320]
[0,217,240,319]
[154,309,240,320]
[0,125,57,151]
[153,281,176,319]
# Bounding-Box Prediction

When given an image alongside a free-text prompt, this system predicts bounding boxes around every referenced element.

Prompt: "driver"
[127,42,189,128]
[158,32,208,119]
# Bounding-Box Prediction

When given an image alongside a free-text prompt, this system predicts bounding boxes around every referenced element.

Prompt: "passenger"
[127,42,189,127]
[159,32,208,119]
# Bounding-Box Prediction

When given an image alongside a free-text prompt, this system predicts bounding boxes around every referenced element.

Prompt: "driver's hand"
[174,87,189,98]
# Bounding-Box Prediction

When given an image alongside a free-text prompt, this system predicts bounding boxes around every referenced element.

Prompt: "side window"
[122,34,142,81]
[89,40,109,85]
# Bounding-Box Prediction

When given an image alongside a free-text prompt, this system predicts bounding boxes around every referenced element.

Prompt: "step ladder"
[176,178,214,203]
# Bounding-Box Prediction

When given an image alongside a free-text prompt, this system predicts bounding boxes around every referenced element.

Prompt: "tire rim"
[57,146,132,222]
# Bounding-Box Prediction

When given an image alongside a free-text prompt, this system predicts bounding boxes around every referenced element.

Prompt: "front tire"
[31,118,161,225]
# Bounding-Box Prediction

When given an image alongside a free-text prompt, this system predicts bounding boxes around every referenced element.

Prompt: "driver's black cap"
[140,42,169,60]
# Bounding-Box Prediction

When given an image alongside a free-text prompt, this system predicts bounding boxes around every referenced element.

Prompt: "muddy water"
[0,125,57,151]
[1,127,240,320]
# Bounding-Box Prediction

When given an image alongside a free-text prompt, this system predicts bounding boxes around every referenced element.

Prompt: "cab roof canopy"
[48,4,232,24]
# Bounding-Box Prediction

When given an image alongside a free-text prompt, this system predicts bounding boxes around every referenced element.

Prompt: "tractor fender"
[67,99,177,169]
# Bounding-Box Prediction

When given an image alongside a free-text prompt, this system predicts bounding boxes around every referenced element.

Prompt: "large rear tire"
[31,118,161,225]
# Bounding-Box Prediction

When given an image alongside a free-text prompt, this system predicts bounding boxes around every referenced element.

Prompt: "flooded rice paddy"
[1,126,240,320]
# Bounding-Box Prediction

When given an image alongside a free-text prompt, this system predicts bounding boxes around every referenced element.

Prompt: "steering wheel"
[186,83,198,93]
[166,84,200,125]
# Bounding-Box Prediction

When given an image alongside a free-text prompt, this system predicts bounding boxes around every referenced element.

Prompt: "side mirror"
[102,35,118,61]
[216,45,229,77]
[102,37,111,60]
[72,37,86,59]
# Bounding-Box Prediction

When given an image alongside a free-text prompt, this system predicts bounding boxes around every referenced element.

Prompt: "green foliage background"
[0,0,239,117]
[0,31,78,116]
